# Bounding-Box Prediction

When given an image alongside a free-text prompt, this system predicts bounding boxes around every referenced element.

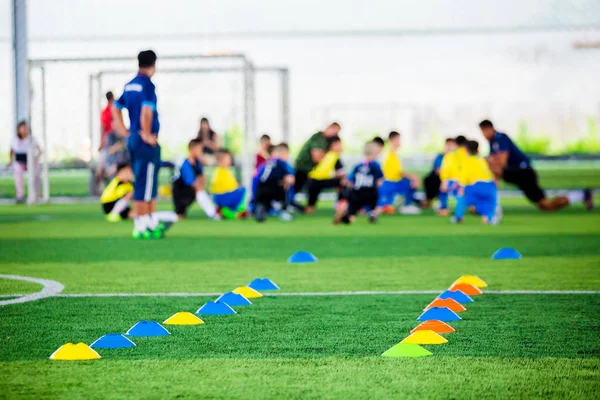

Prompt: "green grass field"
[0,200,599,399]
[1,163,599,198]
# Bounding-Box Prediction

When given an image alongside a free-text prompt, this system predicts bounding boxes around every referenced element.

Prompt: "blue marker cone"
[216,292,252,306]
[91,334,136,349]
[438,289,473,304]
[196,301,237,315]
[125,321,170,337]
[248,278,280,291]
[492,248,522,260]
[288,251,318,263]
[417,306,462,322]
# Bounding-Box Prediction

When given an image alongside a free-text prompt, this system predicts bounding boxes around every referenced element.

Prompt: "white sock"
[495,193,503,215]
[110,198,129,216]
[196,191,217,217]
[134,215,148,233]
[154,210,179,223]
[147,213,159,230]
[566,191,584,204]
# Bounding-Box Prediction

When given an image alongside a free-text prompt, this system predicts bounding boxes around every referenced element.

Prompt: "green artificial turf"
[0,201,599,398]
[1,164,599,198]
[0,295,599,398]
[0,279,41,295]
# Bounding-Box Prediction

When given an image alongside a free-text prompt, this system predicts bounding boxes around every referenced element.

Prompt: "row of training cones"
[288,248,517,264]
[49,278,280,360]
[381,275,487,358]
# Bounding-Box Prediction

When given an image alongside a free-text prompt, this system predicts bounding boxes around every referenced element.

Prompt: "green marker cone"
[382,343,433,358]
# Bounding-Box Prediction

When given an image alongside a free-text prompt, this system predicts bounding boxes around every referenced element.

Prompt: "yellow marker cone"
[49,342,101,360]
[400,330,448,345]
[453,275,487,288]
[233,286,262,299]
[164,312,205,325]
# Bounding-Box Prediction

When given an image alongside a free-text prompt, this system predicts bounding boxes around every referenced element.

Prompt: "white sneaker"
[279,210,293,222]
[494,205,503,221]
[210,214,222,221]
[399,205,422,215]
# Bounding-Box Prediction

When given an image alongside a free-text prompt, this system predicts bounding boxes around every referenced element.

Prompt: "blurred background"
[1,0,599,197]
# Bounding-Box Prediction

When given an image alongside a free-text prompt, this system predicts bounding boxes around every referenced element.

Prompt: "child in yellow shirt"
[377,131,421,214]
[452,141,499,224]
[438,135,469,215]
[210,150,248,219]
[305,136,345,213]
[101,163,134,222]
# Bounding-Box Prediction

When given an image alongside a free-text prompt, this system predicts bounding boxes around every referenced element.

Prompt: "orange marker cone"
[449,283,483,296]
[424,298,466,313]
[411,320,455,334]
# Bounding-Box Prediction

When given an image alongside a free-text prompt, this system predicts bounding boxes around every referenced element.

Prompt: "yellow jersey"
[210,167,239,194]
[440,147,468,181]
[458,155,495,186]
[100,177,133,204]
[308,151,340,180]
[382,150,403,181]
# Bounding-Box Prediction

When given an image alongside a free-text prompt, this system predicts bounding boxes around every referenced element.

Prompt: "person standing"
[293,122,341,212]
[100,91,115,150]
[96,92,117,184]
[480,119,593,212]
[112,50,178,239]
[7,121,41,203]
[196,117,220,165]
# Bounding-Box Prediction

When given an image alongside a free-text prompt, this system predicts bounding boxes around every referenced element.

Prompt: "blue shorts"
[129,142,161,202]
[214,187,246,210]
[465,181,497,219]
[444,179,460,195]
[377,178,413,207]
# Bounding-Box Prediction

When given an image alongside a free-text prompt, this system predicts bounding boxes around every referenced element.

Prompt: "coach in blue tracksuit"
[480,119,592,212]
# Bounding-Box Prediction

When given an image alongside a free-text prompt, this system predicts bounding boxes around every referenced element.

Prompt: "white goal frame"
[90,66,290,188]
[28,53,262,203]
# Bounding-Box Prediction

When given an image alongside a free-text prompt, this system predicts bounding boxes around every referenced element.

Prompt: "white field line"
[0,274,64,306]
[1,273,598,306]
[1,290,599,301]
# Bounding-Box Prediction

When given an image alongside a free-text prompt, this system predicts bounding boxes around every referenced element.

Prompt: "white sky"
[1,0,600,158]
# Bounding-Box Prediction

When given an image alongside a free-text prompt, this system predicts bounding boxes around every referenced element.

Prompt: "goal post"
[28,53,272,201]
[91,65,290,187]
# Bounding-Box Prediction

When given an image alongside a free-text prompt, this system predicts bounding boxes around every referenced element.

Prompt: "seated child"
[372,136,385,160]
[255,134,271,171]
[172,139,220,220]
[101,162,134,222]
[334,142,384,224]
[422,138,456,208]
[306,136,345,213]
[377,131,421,215]
[452,140,499,224]
[210,149,248,219]
[254,143,295,222]
[438,135,469,216]
[250,144,274,214]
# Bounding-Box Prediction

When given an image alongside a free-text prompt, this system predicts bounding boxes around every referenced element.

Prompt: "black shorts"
[503,167,545,203]
[348,189,378,216]
[256,184,286,207]
[102,201,131,219]
[423,171,441,200]
[294,170,309,194]
[172,183,196,216]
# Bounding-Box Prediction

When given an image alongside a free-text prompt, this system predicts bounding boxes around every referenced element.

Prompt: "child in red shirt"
[255,134,271,171]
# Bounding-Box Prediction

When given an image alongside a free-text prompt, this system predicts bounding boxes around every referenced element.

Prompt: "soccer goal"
[27,53,289,203]
[90,65,290,191]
